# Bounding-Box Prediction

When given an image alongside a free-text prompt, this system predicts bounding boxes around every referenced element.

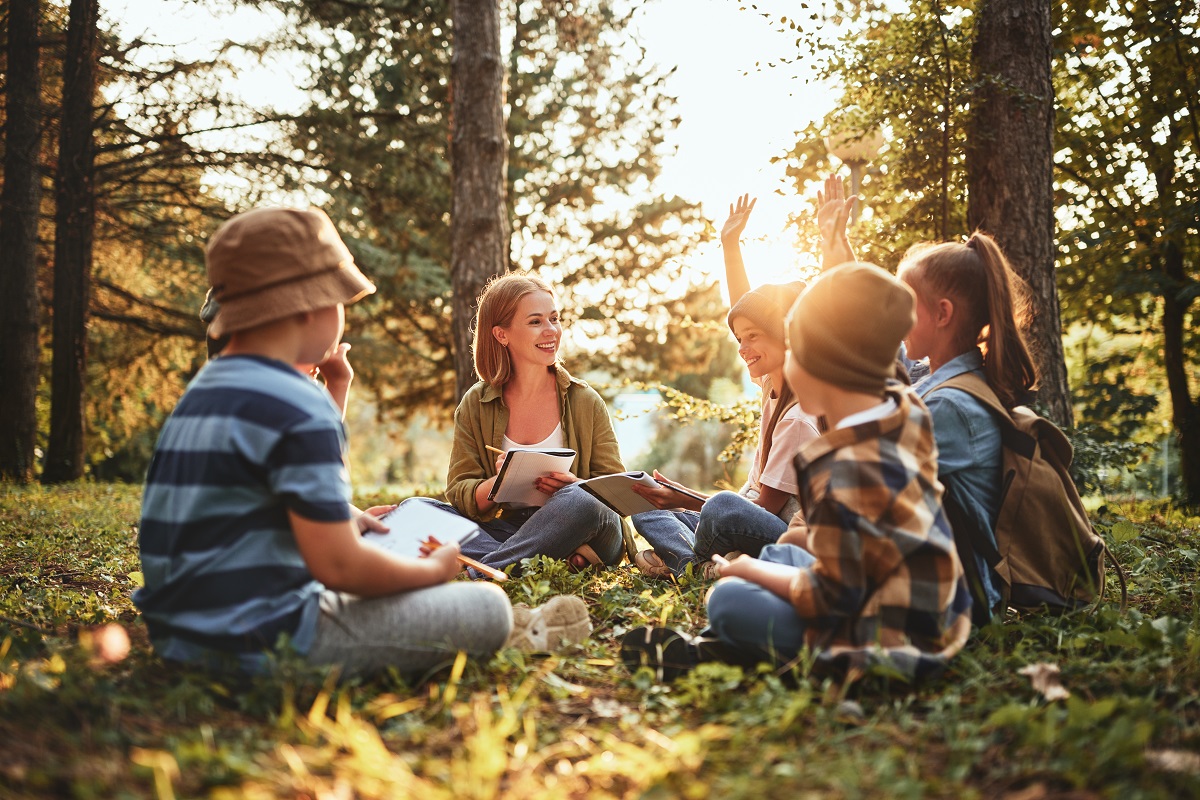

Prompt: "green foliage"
[773,0,1199,497]
[775,0,976,268]
[1066,426,1147,496]
[2,484,1199,798]
[261,0,735,425]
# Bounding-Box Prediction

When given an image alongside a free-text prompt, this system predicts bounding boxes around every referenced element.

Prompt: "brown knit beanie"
[727,280,807,343]
[786,262,915,394]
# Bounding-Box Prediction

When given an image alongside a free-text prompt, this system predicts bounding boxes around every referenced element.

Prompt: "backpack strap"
[930,372,1012,423]
[929,372,1129,615]
[1100,542,1129,614]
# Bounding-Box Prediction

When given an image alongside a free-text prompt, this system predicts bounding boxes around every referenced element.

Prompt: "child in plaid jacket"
[623,262,972,682]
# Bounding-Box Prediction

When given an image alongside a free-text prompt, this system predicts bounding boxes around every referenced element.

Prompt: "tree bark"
[966,0,1073,427]
[0,0,44,483]
[1160,239,1200,506]
[449,0,510,400]
[43,0,98,483]
[1152,102,1200,506]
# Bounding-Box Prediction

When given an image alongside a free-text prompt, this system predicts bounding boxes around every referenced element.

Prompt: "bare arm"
[753,484,791,516]
[311,343,354,420]
[720,194,756,305]
[630,470,707,512]
[290,511,461,596]
[716,554,798,600]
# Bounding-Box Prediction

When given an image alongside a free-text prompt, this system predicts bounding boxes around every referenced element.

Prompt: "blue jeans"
[705,543,816,664]
[402,484,624,573]
[631,491,789,577]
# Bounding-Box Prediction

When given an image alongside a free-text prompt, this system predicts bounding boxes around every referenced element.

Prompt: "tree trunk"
[42,0,98,483]
[966,0,1073,427]
[449,0,510,400]
[1160,238,1200,507]
[0,0,43,483]
[1152,110,1200,507]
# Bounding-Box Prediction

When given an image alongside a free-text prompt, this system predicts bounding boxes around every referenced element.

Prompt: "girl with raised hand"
[898,232,1037,621]
[628,195,820,580]
[401,272,626,574]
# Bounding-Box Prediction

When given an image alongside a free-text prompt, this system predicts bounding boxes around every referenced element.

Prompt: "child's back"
[137,354,349,671]
[785,380,971,678]
[134,207,529,678]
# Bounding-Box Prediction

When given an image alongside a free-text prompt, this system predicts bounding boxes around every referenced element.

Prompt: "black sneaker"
[620,626,701,682]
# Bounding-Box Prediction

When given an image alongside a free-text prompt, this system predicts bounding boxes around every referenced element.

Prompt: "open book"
[488,447,577,508]
[577,471,708,517]
[363,501,481,558]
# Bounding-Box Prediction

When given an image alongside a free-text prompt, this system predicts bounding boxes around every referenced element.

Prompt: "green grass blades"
[1,485,1198,798]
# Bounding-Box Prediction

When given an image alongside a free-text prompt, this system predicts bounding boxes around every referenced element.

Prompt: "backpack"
[930,373,1125,616]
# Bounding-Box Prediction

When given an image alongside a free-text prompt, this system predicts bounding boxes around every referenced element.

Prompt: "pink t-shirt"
[741,376,821,521]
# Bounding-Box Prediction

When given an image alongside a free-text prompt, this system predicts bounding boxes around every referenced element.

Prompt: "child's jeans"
[705,543,816,664]
[307,581,512,678]
[632,491,789,577]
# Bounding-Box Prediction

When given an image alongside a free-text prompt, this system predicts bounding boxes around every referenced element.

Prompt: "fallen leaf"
[1018,662,1070,701]
[1144,749,1200,774]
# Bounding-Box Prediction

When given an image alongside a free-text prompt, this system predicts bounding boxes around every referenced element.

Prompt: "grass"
[1,483,1198,799]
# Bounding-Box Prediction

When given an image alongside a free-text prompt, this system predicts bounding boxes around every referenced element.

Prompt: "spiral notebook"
[487,447,576,508]
[363,501,481,558]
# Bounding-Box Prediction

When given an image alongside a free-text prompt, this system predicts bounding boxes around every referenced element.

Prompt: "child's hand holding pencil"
[421,536,508,582]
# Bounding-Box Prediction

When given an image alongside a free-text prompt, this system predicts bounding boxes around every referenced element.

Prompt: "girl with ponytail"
[898,231,1038,620]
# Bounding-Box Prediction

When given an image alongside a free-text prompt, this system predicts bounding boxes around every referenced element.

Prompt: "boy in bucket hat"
[134,207,517,677]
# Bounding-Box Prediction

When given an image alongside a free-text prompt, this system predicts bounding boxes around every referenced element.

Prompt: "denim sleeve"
[924,389,1000,479]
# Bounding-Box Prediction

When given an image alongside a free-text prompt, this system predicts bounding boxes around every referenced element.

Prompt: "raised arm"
[311,342,354,420]
[720,194,757,305]
[816,174,857,270]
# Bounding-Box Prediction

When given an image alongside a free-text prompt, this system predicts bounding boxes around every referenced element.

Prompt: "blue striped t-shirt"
[134,355,352,672]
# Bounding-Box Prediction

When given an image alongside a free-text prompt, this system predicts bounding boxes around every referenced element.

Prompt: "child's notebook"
[487,447,576,508]
[363,501,481,558]
[577,471,708,516]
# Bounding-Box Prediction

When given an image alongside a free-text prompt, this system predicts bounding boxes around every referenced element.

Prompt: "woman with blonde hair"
[403,272,626,574]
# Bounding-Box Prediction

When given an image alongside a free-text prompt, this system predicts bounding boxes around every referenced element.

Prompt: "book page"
[363,501,481,558]
[489,448,577,508]
[578,471,659,516]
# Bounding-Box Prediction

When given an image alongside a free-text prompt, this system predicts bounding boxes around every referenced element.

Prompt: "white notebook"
[488,447,576,508]
[577,471,708,516]
[363,501,481,558]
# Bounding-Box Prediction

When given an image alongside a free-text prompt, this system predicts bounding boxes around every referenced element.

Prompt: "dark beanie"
[727,281,807,343]
[786,262,915,394]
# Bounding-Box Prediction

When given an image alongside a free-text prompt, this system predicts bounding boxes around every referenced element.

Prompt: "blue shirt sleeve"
[924,388,1001,478]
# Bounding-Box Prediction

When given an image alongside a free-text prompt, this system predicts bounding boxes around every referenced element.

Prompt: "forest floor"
[1,483,1198,799]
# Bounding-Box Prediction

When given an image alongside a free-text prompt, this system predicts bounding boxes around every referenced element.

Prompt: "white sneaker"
[505,595,592,652]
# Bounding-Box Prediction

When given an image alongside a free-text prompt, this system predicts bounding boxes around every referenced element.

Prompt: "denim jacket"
[912,348,1003,612]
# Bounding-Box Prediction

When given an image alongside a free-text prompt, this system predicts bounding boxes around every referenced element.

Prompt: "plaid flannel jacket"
[787,385,973,681]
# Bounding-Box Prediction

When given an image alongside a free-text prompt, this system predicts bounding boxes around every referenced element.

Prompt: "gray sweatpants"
[307,581,513,678]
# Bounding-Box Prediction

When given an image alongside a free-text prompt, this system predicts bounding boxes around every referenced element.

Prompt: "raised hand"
[313,342,354,387]
[815,175,857,269]
[720,194,757,244]
[816,175,856,246]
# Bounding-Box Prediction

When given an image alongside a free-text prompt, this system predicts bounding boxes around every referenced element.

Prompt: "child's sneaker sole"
[619,626,699,682]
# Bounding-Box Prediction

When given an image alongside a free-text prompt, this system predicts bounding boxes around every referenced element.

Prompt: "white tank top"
[501,423,564,451]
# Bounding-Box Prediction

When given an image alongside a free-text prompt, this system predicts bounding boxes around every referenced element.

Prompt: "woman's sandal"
[567,543,603,573]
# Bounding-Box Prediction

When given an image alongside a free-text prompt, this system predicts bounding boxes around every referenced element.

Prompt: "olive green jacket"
[445,364,626,522]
